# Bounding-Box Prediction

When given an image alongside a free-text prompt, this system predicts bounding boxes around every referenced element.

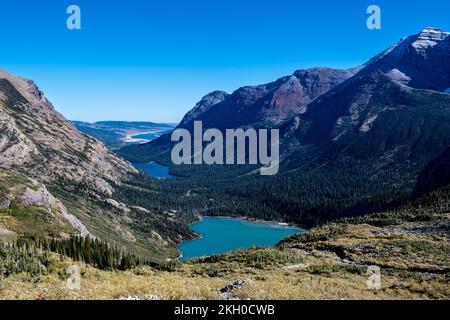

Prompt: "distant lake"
[133,162,175,179]
[178,216,302,260]
[132,130,171,141]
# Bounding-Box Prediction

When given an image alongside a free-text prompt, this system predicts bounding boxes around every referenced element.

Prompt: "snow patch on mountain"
[412,27,450,53]
[360,115,378,132]
[387,69,411,84]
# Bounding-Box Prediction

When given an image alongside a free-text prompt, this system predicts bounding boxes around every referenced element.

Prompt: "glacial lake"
[132,162,175,179]
[178,216,302,260]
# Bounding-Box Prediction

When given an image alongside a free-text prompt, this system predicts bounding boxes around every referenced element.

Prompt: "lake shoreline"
[132,161,176,179]
[123,129,169,144]
[194,214,302,230]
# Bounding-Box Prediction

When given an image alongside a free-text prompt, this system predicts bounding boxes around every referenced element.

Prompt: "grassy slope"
[1,210,449,300]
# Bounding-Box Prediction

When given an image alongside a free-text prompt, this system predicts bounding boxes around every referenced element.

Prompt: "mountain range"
[1,27,449,262]
[120,27,450,226]
[1,25,449,300]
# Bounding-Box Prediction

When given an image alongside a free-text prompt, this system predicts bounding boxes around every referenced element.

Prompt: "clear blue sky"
[1,0,449,123]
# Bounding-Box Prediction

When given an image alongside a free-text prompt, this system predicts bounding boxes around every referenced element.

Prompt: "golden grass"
[1,220,449,300]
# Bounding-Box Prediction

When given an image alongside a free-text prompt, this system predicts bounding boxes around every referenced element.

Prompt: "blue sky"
[1,0,449,123]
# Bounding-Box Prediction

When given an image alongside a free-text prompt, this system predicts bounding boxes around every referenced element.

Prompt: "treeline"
[45,236,144,271]
[0,241,51,278]
[0,236,147,280]
[125,146,450,229]
[111,156,450,231]
[342,185,450,226]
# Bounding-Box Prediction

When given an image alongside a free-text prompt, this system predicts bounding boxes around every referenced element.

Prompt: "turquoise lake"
[178,216,302,260]
[132,162,175,179]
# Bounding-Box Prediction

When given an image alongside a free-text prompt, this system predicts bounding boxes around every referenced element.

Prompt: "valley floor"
[1,217,449,300]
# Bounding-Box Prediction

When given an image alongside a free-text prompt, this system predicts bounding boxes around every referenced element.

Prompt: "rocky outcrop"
[21,186,56,208]
[0,169,92,238]
[219,280,246,300]
[58,201,92,238]
[24,183,94,238]
[0,68,141,239]
[0,199,10,210]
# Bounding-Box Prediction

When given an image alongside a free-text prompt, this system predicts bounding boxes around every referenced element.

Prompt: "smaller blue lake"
[178,216,302,260]
[132,162,175,179]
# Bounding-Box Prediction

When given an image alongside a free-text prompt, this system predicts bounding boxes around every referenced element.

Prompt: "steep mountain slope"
[0,70,137,183]
[0,69,191,260]
[413,147,450,198]
[0,169,89,241]
[119,27,450,227]
[359,27,450,92]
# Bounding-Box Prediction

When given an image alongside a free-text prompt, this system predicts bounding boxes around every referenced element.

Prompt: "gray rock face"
[21,184,92,237]
[219,280,246,300]
[0,68,144,242]
[412,27,450,53]
[21,186,55,207]
[59,201,93,238]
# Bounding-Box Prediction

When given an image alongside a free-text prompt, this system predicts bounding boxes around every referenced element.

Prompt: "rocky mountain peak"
[417,26,449,39]
[175,67,357,130]
[412,26,450,53]
[200,90,229,104]
[180,90,229,125]
[355,27,450,91]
